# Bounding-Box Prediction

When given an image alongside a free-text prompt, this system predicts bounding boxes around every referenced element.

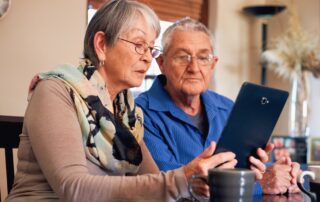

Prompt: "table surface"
[254,193,310,202]
[185,193,311,202]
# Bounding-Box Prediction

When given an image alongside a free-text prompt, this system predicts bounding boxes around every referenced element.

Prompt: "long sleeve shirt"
[5,78,189,202]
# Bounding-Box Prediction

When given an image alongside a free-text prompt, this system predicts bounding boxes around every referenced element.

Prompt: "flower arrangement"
[261,1,320,80]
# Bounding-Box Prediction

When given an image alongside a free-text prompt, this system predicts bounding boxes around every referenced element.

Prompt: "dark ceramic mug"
[298,166,320,202]
[188,168,255,202]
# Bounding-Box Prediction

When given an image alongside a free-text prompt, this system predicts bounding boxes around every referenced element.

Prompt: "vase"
[289,68,311,136]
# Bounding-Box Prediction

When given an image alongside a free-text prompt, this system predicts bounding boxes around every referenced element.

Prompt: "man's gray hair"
[161,17,215,55]
[83,0,160,66]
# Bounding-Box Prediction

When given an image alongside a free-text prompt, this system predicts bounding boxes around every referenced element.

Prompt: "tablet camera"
[261,97,269,105]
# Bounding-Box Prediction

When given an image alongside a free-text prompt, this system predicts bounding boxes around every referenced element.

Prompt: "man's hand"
[249,143,274,180]
[287,161,301,193]
[259,157,301,194]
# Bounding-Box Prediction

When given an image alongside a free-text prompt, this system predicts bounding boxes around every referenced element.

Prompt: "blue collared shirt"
[135,75,262,195]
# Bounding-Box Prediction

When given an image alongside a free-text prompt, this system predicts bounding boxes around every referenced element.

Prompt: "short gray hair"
[83,0,160,66]
[161,17,215,55]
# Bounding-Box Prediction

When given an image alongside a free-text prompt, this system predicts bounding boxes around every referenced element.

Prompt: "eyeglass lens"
[119,38,161,59]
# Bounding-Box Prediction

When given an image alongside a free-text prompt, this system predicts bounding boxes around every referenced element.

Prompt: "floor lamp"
[243,5,286,85]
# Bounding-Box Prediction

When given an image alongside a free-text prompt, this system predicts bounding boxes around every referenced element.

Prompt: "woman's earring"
[99,60,105,67]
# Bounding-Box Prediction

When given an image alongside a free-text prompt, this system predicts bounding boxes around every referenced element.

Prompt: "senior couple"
[6,0,300,201]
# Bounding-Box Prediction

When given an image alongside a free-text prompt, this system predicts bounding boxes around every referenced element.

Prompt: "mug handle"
[188,175,209,202]
[297,171,317,202]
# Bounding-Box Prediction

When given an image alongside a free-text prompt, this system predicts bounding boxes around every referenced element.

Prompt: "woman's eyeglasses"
[118,38,162,58]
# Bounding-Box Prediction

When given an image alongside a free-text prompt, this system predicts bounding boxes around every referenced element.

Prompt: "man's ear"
[156,55,165,73]
[210,56,218,71]
[93,31,106,63]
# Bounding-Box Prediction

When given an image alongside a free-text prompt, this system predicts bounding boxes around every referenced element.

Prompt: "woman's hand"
[183,141,237,197]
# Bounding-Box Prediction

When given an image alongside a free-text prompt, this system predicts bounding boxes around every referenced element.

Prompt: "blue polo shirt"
[135,75,262,195]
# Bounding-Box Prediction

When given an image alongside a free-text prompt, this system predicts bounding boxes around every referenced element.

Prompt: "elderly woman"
[5,1,238,201]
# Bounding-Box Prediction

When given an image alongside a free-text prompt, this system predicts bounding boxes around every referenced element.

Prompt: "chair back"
[0,115,23,200]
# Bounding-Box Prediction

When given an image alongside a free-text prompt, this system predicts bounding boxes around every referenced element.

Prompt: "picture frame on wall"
[271,135,307,164]
[308,137,320,164]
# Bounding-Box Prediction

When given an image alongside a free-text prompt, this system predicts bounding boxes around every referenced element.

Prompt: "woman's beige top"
[5,78,189,202]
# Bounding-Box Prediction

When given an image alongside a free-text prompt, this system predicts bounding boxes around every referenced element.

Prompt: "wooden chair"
[0,115,23,200]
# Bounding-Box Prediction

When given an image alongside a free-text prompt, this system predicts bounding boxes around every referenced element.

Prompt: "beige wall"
[0,0,86,199]
[0,0,87,116]
[209,0,320,135]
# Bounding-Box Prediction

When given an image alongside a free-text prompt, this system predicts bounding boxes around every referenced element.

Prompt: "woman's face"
[98,16,157,96]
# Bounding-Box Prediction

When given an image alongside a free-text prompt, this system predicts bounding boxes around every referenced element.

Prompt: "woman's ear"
[93,31,106,64]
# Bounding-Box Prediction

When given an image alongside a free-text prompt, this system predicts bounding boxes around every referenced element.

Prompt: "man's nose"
[187,57,200,72]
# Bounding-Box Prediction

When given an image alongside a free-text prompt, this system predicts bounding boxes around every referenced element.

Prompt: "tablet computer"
[214,82,289,168]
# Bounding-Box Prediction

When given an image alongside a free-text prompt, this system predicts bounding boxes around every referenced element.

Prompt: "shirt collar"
[146,75,230,127]
[147,75,230,112]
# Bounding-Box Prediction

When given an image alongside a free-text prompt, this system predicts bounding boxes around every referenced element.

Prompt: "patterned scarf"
[28,64,144,174]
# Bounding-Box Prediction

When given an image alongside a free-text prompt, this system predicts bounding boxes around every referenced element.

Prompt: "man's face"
[157,30,217,97]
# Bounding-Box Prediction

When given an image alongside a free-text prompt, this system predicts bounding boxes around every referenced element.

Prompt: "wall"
[209,0,320,135]
[0,0,87,199]
[210,0,260,99]
[0,0,87,116]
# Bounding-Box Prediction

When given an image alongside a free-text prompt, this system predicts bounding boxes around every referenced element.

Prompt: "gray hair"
[83,0,160,66]
[161,17,215,55]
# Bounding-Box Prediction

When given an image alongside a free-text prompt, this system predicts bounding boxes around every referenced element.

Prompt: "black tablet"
[214,82,289,168]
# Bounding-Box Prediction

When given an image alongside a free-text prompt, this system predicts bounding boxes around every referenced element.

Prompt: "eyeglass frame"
[118,37,162,58]
[171,53,217,66]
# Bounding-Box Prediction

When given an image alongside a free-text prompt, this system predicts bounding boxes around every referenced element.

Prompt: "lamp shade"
[243,5,286,18]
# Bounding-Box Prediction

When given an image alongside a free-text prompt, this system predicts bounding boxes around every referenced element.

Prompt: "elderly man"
[136,18,300,195]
